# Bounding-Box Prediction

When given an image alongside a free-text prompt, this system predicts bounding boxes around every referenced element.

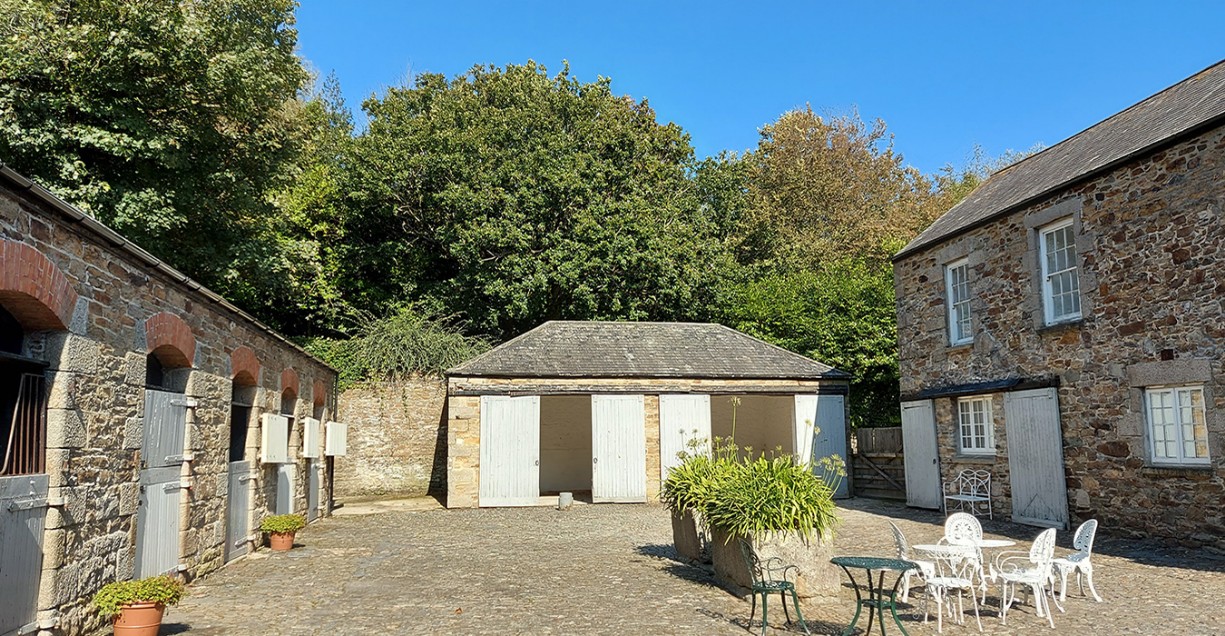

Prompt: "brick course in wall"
[894,125,1225,549]
[0,176,338,635]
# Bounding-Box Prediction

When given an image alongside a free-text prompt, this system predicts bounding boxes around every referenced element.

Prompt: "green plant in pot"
[92,575,185,636]
[260,513,306,551]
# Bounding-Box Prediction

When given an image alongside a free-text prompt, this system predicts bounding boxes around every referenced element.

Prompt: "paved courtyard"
[166,498,1225,635]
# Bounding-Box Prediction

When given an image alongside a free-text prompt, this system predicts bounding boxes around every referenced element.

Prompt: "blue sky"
[295,1,1224,175]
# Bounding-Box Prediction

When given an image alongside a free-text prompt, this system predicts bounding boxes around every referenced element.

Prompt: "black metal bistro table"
[830,556,919,636]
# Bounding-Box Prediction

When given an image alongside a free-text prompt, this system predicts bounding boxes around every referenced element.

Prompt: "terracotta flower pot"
[113,602,165,636]
[269,530,296,551]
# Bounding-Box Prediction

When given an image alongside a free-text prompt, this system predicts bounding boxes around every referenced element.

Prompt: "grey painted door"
[0,474,49,635]
[658,394,711,482]
[276,464,296,515]
[136,389,186,577]
[591,395,647,503]
[307,459,320,521]
[225,460,252,563]
[798,394,851,498]
[901,400,941,509]
[1004,388,1070,528]
[478,396,541,507]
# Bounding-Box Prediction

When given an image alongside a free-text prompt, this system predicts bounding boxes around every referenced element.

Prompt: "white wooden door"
[224,460,252,563]
[478,396,540,507]
[276,464,296,514]
[1004,388,1070,528]
[797,394,850,498]
[658,394,711,482]
[307,458,321,521]
[901,400,941,509]
[591,394,647,503]
[135,466,180,577]
[0,474,49,635]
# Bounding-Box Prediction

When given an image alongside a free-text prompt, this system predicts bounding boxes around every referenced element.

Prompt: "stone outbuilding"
[0,163,340,635]
[892,61,1225,548]
[445,321,851,508]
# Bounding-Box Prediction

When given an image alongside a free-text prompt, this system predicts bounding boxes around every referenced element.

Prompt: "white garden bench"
[942,469,993,519]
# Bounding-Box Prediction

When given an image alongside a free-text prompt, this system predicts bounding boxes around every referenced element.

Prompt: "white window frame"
[1145,385,1210,466]
[945,258,972,345]
[1039,218,1082,325]
[957,396,995,456]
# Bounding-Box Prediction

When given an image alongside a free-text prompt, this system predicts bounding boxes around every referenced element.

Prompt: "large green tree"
[336,61,734,338]
[0,0,309,317]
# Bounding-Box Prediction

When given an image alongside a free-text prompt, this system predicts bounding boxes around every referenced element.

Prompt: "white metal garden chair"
[942,469,993,519]
[941,512,988,599]
[923,542,983,633]
[991,528,1062,628]
[1051,519,1104,603]
[888,522,935,604]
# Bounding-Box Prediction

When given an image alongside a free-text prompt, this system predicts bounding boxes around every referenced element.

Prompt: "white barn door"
[0,474,49,635]
[1004,388,1069,528]
[658,394,711,482]
[591,395,647,503]
[479,396,540,506]
[136,389,186,577]
[796,394,850,498]
[901,400,941,509]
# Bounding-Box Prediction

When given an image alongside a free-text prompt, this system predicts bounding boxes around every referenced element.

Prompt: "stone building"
[445,321,851,508]
[0,164,339,635]
[892,62,1224,548]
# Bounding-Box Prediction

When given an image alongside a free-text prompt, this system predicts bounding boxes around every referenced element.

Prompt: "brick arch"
[145,312,195,368]
[312,379,326,406]
[0,239,78,331]
[280,367,299,398]
[230,346,261,386]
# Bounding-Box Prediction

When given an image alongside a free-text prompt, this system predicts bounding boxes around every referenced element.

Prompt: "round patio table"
[830,556,919,636]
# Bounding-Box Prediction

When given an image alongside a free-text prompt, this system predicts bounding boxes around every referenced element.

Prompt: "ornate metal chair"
[992,528,1062,628]
[1052,519,1104,602]
[923,544,983,633]
[888,521,935,604]
[942,469,993,519]
[739,539,810,636]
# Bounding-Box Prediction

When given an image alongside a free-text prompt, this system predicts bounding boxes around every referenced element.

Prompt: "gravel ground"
[165,497,1225,635]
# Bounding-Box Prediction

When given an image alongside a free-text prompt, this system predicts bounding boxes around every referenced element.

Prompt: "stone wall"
[0,178,337,635]
[894,124,1225,548]
[445,376,848,509]
[334,377,447,498]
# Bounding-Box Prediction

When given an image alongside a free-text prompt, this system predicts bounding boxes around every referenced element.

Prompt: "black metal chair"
[739,539,810,635]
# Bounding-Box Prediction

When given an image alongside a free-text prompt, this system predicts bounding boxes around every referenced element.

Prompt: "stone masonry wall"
[894,125,1225,548]
[0,182,337,635]
[334,377,447,498]
[445,376,846,508]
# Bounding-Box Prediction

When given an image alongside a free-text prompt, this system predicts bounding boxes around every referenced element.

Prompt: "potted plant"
[660,450,721,562]
[92,575,185,636]
[260,513,306,551]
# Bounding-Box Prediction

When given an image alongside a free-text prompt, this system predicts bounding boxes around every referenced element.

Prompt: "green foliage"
[259,513,306,534]
[304,306,491,388]
[91,575,185,619]
[333,61,734,338]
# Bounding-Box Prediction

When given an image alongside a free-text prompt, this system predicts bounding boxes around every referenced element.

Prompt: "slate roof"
[896,60,1225,260]
[447,321,849,380]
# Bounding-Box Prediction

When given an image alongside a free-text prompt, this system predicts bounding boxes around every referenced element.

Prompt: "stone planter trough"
[710,526,840,603]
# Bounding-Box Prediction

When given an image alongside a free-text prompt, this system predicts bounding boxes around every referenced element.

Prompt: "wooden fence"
[851,427,906,501]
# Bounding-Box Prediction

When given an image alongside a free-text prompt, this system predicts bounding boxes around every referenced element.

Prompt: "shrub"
[92,576,185,619]
[703,454,839,541]
[260,513,306,534]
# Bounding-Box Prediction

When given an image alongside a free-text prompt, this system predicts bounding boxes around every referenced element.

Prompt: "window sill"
[1037,319,1084,335]
[952,454,996,464]
[946,342,973,352]
[1141,462,1214,474]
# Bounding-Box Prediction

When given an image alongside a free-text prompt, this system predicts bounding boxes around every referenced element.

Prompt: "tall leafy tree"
[337,61,734,338]
[0,0,308,315]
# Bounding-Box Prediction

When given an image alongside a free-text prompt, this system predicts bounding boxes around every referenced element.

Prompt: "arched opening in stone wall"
[0,304,48,477]
[230,381,257,463]
[275,387,298,515]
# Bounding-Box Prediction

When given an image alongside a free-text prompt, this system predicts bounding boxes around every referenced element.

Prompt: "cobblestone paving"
[166,498,1225,635]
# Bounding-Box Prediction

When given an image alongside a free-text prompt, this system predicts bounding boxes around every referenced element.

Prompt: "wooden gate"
[658,394,711,482]
[225,460,252,563]
[135,389,186,577]
[307,459,320,521]
[0,474,49,635]
[591,395,647,503]
[1004,388,1070,528]
[852,427,906,501]
[901,400,942,509]
[478,396,540,507]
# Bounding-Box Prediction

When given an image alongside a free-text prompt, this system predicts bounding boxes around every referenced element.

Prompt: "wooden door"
[901,400,941,509]
[276,464,296,514]
[798,394,851,498]
[224,460,252,563]
[136,389,186,577]
[591,395,647,503]
[0,474,48,634]
[658,394,711,482]
[1004,388,1070,528]
[478,396,540,506]
[307,459,321,521]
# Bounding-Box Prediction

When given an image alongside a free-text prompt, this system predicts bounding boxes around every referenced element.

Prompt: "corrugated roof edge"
[445,320,852,380]
[0,162,338,375]
[893,62,1225,263]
